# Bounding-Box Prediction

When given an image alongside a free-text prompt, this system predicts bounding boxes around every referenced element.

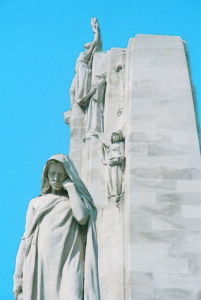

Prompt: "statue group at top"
[68,18,126,207]
[70,17,106,139]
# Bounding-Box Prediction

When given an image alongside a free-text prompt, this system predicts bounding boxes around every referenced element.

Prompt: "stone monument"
[13,154,100,300]
[65,19,201,299]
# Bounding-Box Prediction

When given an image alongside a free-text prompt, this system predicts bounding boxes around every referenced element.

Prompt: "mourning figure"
[13,154,100,300]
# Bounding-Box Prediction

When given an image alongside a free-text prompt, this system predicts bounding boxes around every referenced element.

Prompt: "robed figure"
[79,75,106,139]
[13,154,100,300]
[70,17,102,105]
[68,18,106,139]
[102,130,125,207]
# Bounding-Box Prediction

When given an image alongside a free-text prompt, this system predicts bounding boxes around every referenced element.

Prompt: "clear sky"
[1,0,201,298]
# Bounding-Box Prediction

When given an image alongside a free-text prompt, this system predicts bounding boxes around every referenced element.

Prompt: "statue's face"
[48,162,68,193]
[112,133,120,143]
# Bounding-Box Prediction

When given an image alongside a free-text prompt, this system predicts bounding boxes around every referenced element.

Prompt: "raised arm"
[63,180,89,225]
[91,17,101,45]
[84,18,101,66]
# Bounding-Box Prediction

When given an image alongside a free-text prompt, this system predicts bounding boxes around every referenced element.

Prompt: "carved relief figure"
[13,154,100,300]
[102,130,125,207]
[70,17,102,105]
[79,74,106,139]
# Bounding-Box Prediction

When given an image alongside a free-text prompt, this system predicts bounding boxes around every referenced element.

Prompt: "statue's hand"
[63,179,73,190]
[13,276,23,300]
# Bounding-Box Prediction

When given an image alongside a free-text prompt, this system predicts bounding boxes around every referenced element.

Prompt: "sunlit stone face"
[47,162,67,193]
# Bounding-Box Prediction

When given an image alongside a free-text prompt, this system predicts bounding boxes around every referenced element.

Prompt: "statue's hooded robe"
[21,154,100,300]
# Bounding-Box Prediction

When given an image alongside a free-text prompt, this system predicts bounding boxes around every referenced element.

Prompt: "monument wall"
[65,32,201,299]
[124,34,201,300]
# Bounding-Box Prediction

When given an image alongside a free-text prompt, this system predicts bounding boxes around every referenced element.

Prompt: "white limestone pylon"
[65,33,201,299]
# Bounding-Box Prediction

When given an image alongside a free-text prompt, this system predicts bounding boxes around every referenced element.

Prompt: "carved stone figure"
[70,17,102,105]
[102,130,125,207]
[13,154,100,300]
[78,74,106,139]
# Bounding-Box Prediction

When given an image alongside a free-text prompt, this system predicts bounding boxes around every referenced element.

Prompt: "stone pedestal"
[66,34,201,299]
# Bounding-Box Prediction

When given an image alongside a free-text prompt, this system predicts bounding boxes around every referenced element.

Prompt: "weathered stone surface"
[158,192,201,205]
[124,34,201,299]
[130,272,156,299]
[132,167,201,180]
[156,288,193,300]
[67,33,201,300]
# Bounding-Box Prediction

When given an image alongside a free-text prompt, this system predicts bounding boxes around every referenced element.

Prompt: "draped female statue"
[13,154,100,300]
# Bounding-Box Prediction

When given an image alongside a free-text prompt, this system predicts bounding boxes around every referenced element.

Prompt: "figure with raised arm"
[70,17,102,105]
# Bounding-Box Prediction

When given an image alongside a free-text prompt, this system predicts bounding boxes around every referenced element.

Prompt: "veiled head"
[41,154,70,195]
[111,130,124,143]
[40,154,95,211]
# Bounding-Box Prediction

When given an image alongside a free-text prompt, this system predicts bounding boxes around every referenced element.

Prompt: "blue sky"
[1,0,201,298]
